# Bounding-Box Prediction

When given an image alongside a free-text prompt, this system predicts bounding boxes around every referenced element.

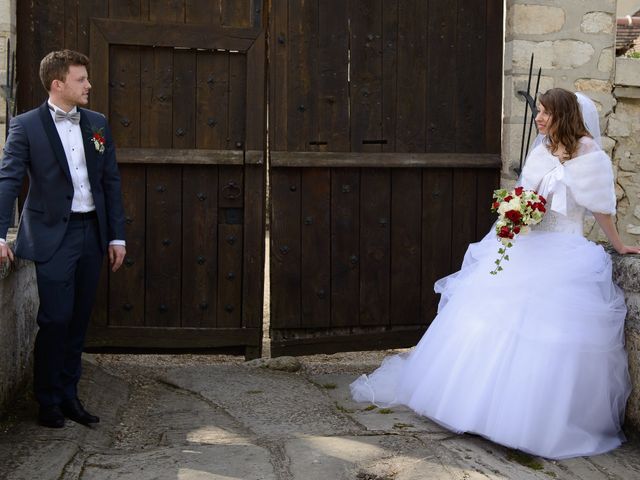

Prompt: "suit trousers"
[33,215,103,407]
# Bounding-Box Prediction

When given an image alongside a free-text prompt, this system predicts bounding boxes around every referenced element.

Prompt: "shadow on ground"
[1,351,640,480]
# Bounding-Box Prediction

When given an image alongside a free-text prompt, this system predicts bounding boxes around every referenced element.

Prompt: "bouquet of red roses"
[490,186,547,275]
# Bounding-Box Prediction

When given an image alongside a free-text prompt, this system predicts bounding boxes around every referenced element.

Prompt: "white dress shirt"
[0,101,125,247]
[49,101,96,213]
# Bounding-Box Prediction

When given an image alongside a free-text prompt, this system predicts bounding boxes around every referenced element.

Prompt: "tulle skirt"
[350,230,631,460]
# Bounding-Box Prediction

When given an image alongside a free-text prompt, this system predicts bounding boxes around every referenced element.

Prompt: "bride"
[350,88,640,459]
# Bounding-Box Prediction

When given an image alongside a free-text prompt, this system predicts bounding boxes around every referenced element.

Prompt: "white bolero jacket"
[518,138,616,234]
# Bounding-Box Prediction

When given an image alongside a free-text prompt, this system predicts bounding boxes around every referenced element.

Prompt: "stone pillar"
[0,0,17,149]
[504,0,618,242]
[609,58,640,247]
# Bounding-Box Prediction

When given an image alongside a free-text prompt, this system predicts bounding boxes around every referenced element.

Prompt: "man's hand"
[108,245,126,272]
[0,243,14,264]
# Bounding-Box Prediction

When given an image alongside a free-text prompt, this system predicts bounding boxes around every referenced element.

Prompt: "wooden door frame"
[85,14,267,357]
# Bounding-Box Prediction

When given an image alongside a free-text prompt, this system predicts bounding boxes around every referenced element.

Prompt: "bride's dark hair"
[539,88,592,161]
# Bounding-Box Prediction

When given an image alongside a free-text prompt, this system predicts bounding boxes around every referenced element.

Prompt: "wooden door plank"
[382,0,399,152]
[173,49,197,149]
[64,0,79,50]
[109,165,146,326]
[149,0,186,22]
[109,0,142,19]
[396,0,427,152]
[390,169,422,325]
[293,1,346,330]
[359,169,390,326]
[145,166,182,326]
[426,0,456,151]
[287,0,316,151]
[451,169,477,269]
[349,1,388,327]
[349,0,383,152]
[186,0,217,24]
[270,0,288,151]
[241,164,265,330]
[196,50,229,149]
[316,0,349,152]
[245,33,265,151]
[33,0,65,106]
[455,0,486,153]
[217,224,243,327]
[300,168,331,328]
[485,0,503,154]
[269,169,301,329]
[78,1,108,55]
[331,169,360,327]
[109,45,141,147]
[16,0,38,112]
[182,166,218,327]
[140,47,173,148]
[243,34,266,333]
[421,169,452,324]
[222,0,252,28]
[228,52,247,150]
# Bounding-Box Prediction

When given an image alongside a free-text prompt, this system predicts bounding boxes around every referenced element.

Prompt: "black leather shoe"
[60,398,100,426]
[38,405,65,428]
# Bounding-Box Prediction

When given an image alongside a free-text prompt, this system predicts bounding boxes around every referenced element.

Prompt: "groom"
[0,50,126,428]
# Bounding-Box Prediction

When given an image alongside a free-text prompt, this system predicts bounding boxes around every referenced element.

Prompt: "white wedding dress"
[351,137,631,460]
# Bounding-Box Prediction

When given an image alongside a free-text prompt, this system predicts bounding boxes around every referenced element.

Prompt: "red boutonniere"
[90,127,106,155]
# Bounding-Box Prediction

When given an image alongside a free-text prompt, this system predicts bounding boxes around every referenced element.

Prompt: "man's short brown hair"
[39,50,89,92]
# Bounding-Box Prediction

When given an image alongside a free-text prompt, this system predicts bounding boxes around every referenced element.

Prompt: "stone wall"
[0,0,16,148]
[612,253,640,434]
[609,58,640,246]
[0,237,38,415]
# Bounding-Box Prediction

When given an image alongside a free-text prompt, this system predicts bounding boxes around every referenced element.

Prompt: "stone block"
[598,47,614,73]
[508,5,565,35]
[627,224,640,235]
[581,11,614,34]
[616,57,640,87]
[574,78,612,93]
[513,40,594,70]
[608,114,632,137]
[615,87,640,99]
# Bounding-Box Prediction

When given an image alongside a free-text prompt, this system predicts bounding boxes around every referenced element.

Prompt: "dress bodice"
[532,190,585,235]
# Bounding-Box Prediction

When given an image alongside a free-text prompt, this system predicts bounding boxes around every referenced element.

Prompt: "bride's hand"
[615,245,640,255]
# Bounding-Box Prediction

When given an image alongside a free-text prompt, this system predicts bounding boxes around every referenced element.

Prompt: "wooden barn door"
[17,1,266,358]
[268,0,503,355]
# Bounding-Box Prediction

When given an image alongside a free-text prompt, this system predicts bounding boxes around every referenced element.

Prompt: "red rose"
[532,202,546,213]
[513,226,521,234]
[498,226,511,238]
[492,202,500,209]
[505,210,522,223]
[504,195,513,202]
[539,195,547,205]
[514,187,524,196]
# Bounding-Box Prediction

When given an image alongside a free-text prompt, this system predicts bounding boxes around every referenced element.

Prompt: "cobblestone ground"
[1,351,640,480]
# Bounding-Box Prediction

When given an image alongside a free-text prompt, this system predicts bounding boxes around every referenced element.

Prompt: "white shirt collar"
[47,100,78,115]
